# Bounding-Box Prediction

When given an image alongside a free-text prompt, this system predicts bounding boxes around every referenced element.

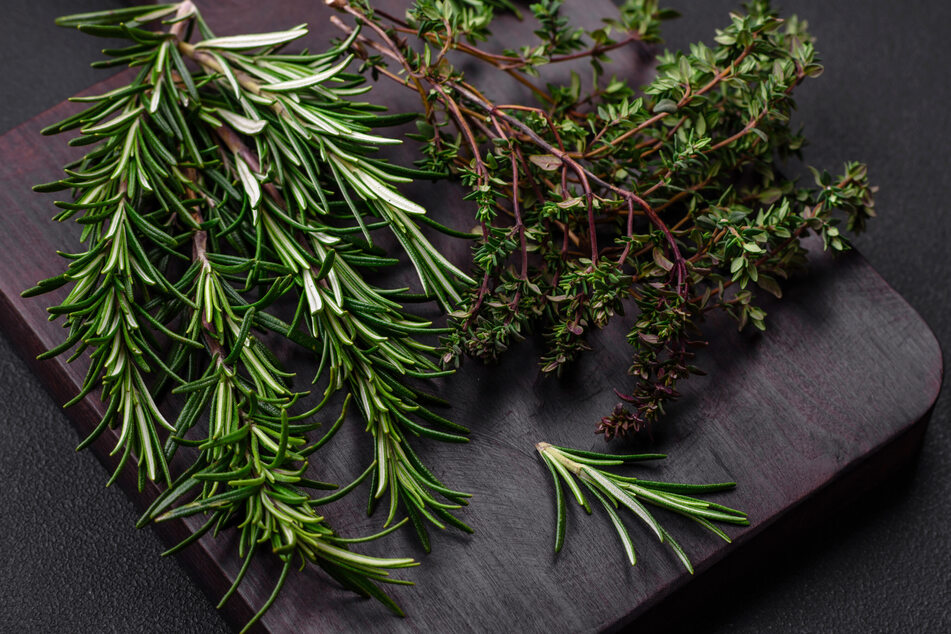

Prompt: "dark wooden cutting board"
[0,1,941,632]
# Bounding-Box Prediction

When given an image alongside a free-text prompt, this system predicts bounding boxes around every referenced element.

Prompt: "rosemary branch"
[28,0,482,624]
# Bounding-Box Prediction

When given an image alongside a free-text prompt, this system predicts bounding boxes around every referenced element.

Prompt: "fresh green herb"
[536,442,748,571]
[328,0,876,438]
[27,0,875,626]
[29,0,476,625]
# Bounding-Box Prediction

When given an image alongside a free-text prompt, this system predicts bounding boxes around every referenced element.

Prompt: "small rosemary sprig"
[536,442,748,572]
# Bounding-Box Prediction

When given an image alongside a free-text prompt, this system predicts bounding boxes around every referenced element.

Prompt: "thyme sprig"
[331,0,876,437]
[28,0,478,623]
[536,442,748,572]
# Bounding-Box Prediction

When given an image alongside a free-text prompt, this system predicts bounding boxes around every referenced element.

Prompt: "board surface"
[0,1,942,632]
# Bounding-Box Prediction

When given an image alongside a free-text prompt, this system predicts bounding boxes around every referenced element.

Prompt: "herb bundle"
[29,1,478,626]
[25,0,876,627]
[328,0,875,437]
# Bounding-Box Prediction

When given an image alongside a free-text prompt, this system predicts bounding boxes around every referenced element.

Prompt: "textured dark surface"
[0,1,948,633]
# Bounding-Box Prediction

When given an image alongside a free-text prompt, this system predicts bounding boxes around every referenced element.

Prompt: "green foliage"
[29,0,876,625]
[536,443,748,571]
[30,0,475,625]
[332,0,876,438]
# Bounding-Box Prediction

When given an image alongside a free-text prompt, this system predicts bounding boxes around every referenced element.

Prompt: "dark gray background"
[0,1,947,632]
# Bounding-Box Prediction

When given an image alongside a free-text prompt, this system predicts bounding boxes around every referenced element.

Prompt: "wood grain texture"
[0,1,941,632]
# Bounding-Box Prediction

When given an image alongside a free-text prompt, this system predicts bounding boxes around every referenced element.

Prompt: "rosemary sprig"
[536,442,748,572]
[28,0,478,623]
